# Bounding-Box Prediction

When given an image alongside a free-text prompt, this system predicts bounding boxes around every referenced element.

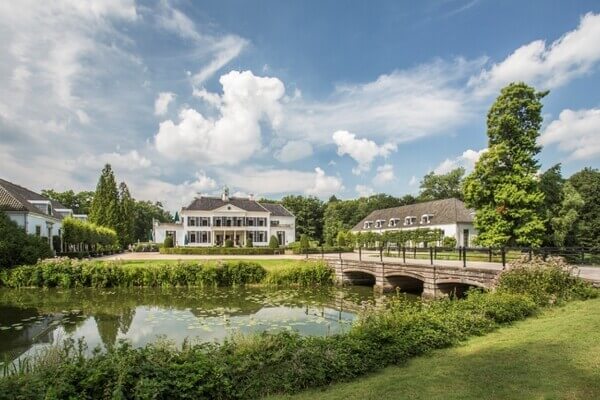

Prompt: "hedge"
[0,259,332,288]
[160,247,277,255]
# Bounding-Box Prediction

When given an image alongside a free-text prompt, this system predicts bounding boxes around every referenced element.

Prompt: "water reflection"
[0,286,379,364]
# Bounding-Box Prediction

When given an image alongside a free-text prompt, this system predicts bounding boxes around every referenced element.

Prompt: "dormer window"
[404,216,416,226]
[421,214,433,224]
[389,218,400,227]
[363,221,373,229]
[375,219,385,228]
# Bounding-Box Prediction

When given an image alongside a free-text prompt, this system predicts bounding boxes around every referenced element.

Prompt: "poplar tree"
[464,83,546,247]
[89,164,120,240]
[118,182,135,246]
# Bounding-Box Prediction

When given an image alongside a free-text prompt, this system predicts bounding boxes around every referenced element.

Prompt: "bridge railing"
[350,246,600,268]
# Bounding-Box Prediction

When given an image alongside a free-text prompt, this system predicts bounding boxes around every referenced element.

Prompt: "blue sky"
[1,0,599,211]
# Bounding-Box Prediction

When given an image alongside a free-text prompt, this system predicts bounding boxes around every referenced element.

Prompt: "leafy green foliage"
[269,235,280,249]
[88,164,120,235]
[497,256,598,305]
[464,83,547,247]
[280,195,325,241]
[245,237,253,248]
[62,217,117,251]
[442,236,457,247]
[132,200,173,242]
[550,182,584,247]
[116,182,135,247]
[300,234,310,252]
[224,239,234,248]
[568,167,600,250]
[262,261,333,286]
[419,167,465,201]
[0,259,268,288]
[40,189,94,214]
[163,236,173,248]
[0,212,53,270]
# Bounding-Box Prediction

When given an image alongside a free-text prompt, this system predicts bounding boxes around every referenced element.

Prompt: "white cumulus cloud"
[540,108,600,160]
[332,130,396,174]
[355,184,374,197]
[373,164,395,186]
[154,70,285,165]
[274,140,314,162]
[470,12,600,95]
[154,92,175,116]
[217,166,343,198]
[434,148,487,174]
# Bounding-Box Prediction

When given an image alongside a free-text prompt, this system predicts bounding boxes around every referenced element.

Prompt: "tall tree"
[132,200,173,242]
[89,164,120,238]
[568,167,600,249]
[280,195,325,242]
[550,182,583,247]
[463,82,546,247]
[537,164,564,246]
[419,167,465,201]
[117,182,135,246]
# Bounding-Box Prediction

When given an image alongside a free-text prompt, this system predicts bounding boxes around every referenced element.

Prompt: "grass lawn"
[271,298,600,400]
[108,258,314,272]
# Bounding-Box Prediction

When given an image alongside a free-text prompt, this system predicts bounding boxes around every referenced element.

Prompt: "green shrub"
[263,261,333,286]
[300,234,310,252]
[0,258,267,288]
[160,247,275,255]
[224,239,234,248]
[133,242,160,252]
[163,236,174,248]
[268,235,279,249]
[442,236,457,248]
[497,256,598,305]
[246,237,253,248]
[0,212,53,270]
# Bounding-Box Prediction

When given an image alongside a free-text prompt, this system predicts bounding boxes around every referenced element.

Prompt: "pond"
[0,286,385,366]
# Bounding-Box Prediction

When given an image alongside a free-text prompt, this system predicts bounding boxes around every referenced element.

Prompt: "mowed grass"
[271,297,600,400]
[111,258,313,272]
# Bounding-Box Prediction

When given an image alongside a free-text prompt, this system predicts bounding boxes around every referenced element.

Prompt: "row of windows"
[364,214,433,229]
[187,217,267,227]
[185,231,269,243]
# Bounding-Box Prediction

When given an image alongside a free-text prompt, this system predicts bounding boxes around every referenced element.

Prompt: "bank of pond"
[0,257,597,399]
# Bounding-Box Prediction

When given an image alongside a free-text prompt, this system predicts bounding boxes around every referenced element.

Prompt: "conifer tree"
[118,182,135,246]
[464,83,546,247]
[89,164,120,241]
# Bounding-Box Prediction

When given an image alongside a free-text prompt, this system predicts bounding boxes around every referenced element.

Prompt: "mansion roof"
[352,198,474,232]
[183,196,294,217]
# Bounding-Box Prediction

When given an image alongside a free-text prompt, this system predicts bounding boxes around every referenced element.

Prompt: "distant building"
[351,198,477,247]
[153,188,296,247]
[0,178,87,251]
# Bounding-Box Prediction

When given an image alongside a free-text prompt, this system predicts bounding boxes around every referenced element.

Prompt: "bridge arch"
[341,269,376,286]
[436,279,487,298]
[385,274,425,295]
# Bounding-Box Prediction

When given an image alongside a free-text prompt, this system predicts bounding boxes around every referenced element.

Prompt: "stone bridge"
[324,257,501,298]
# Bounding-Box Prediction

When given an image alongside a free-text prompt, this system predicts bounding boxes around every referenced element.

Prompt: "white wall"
[270,215,296,245]
[153,223,184,246]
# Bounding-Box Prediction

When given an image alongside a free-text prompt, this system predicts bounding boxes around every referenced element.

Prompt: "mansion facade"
[352,198,477,247]
[153,189,296,247]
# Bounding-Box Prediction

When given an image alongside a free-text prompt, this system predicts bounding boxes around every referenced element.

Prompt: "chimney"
[248,193,255,201]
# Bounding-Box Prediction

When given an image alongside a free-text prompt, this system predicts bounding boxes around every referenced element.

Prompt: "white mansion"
[153,188,296,247]
[352,198,477,247]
